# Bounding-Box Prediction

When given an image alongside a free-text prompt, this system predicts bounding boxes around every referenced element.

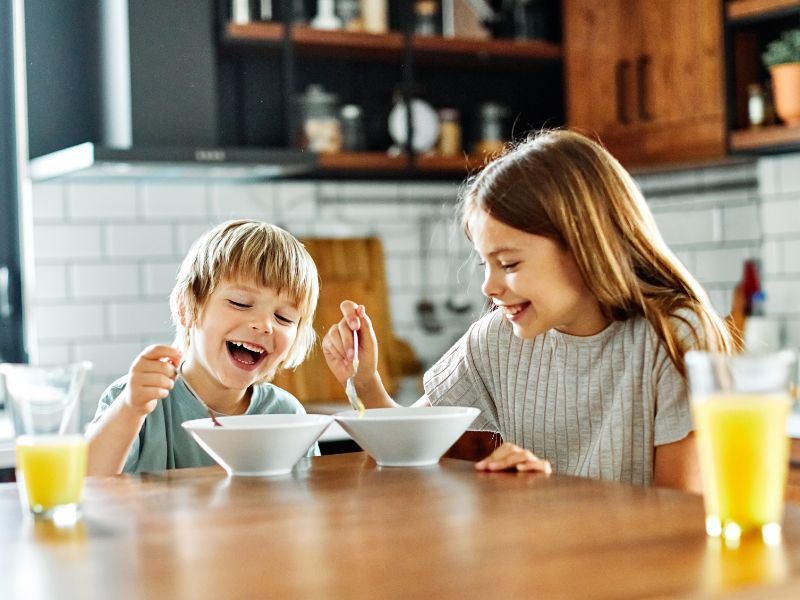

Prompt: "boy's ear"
[177,299,192,328]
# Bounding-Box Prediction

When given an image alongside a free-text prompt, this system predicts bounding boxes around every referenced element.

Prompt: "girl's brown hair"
[169,220,319,377]
[460,129,730,375]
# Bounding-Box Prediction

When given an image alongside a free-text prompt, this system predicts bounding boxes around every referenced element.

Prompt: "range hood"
[26,1,314,182]
[29,143,315,182]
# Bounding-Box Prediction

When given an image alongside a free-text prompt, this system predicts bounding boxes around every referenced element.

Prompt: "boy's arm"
[86,392,147,475]
[86,344,181,476]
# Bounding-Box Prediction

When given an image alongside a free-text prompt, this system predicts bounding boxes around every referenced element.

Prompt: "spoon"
[345,329,365,416]
[179,365,223,427]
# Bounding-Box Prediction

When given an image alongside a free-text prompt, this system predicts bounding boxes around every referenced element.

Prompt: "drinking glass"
[685,350,795,543]
[0,361,92,525]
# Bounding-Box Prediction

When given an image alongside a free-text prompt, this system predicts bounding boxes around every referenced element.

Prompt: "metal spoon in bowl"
[345,329,365,416]
[178,364,223,427]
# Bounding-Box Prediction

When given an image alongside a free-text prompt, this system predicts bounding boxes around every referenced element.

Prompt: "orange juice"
[16,435,88,513]
[693,394,790,533]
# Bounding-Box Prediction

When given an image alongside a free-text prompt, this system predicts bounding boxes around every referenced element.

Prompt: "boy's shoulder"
[249,383,307,415]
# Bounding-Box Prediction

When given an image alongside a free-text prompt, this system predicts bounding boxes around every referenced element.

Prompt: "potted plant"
[763,29,800,126]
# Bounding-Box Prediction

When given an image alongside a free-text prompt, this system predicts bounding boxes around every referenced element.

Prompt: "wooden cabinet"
[564,0,726,167]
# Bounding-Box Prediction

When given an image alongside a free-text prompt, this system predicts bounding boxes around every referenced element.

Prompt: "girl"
[323,129,730,492]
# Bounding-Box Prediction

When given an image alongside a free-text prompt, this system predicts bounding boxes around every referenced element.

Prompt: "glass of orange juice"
[0,362,92,525]
[685,350,795,544]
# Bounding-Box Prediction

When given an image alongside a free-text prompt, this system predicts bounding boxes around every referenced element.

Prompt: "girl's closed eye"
[500,262,520,271]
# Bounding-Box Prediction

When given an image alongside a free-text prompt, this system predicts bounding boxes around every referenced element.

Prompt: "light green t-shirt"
[92,376,320,473]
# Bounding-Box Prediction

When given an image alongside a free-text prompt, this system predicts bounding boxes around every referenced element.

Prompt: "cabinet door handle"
[615,60,631,125]
[637,54,652,122]
[0,266,11,319]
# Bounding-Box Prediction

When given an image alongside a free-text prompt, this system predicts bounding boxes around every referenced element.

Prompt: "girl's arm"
[652,432,702,493]
[322,301,397,408]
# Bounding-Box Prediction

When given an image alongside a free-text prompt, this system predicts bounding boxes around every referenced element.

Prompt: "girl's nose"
[481,266,502,298]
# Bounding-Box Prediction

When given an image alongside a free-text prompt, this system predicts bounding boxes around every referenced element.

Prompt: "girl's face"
[469,210,608,339]
[183,280,300,393]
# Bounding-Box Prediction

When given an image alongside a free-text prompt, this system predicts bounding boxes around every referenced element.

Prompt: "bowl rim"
[333,406,480,422]
[182,413,333,431]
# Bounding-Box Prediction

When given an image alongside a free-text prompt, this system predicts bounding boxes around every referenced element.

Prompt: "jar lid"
[299,84,339,106]
[438,108,460,120]
[341,104,363,119]
[480,102,510,119]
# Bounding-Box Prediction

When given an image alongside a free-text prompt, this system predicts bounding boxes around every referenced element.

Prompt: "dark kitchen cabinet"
[564,0,727,167]
[217,1,564,177]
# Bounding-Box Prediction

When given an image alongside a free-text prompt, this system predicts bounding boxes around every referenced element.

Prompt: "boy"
[87,220,320,475]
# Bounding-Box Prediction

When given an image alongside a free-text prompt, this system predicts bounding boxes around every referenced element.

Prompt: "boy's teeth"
[230,341,264,354]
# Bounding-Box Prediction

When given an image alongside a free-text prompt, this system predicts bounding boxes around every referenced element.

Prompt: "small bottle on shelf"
[361,0,388,34]
[748,83,766,128]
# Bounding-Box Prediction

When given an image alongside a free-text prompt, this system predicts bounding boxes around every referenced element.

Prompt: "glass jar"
[337,0,362,31]
[474,102,509,156]
[341,104,366,151]
[297,84,343,154]
[437,108,461,156]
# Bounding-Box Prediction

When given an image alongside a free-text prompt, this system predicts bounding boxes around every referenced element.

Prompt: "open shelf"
[315,152,488,175]
[727,0,800,22]
[317,152,408,172]
[730,123,800,150]
[224,22,562,65]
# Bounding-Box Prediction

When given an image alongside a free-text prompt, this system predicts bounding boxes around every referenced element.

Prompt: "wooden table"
[3,453,800,599]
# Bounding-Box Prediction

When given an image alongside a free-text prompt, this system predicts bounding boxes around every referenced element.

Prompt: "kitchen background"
[26,153,800,420]
[5,0,800,425]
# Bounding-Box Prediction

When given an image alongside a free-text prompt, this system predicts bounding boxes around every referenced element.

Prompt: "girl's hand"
[122,344,182,416]
[475,443,552,474]
[322,301,379,386]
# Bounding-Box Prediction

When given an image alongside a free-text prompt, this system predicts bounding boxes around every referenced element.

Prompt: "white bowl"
[334,406,480,467]
[182,414,332,476]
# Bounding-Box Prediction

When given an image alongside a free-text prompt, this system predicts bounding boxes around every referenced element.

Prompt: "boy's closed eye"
[228,299,251,309]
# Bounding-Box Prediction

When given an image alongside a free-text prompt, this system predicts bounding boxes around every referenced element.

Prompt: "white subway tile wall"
[27,155,800,419]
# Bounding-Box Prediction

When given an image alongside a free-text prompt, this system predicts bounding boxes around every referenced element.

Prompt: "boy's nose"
[250,318,273,335]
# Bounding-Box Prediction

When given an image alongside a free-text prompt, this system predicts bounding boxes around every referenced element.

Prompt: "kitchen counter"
[4,452,800,597]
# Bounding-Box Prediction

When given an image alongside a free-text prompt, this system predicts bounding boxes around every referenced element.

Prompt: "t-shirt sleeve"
[653,311,703,446]
[423,314,498,432]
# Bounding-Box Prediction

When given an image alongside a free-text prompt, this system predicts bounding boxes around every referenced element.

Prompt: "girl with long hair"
[323,130,729,491]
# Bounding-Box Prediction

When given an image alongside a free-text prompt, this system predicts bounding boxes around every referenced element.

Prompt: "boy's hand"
[122,344,182,416]
[322,301,378,386]
[475,443,552,474]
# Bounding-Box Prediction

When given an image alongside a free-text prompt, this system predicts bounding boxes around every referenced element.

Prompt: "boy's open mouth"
[226,340,267,367]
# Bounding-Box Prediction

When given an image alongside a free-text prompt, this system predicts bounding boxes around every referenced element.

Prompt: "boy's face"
[184,280,301,391]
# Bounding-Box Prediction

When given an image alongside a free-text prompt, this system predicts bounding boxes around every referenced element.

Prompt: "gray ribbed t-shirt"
[423,310,696,486]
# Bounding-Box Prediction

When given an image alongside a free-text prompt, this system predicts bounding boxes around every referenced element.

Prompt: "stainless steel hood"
[28,143,316,182]
[26,0,315,182]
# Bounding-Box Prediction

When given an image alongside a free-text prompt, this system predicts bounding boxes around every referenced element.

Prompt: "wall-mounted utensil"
[417,218,443,334]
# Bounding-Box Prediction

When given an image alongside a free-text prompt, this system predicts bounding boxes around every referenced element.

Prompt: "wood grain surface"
[3,452,800,598]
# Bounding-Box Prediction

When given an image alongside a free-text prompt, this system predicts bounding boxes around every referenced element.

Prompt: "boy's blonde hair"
[169,220,319,374]
[460,129,730,376]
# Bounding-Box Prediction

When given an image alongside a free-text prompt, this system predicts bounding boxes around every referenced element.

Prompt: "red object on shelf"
[742,259,761,316]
